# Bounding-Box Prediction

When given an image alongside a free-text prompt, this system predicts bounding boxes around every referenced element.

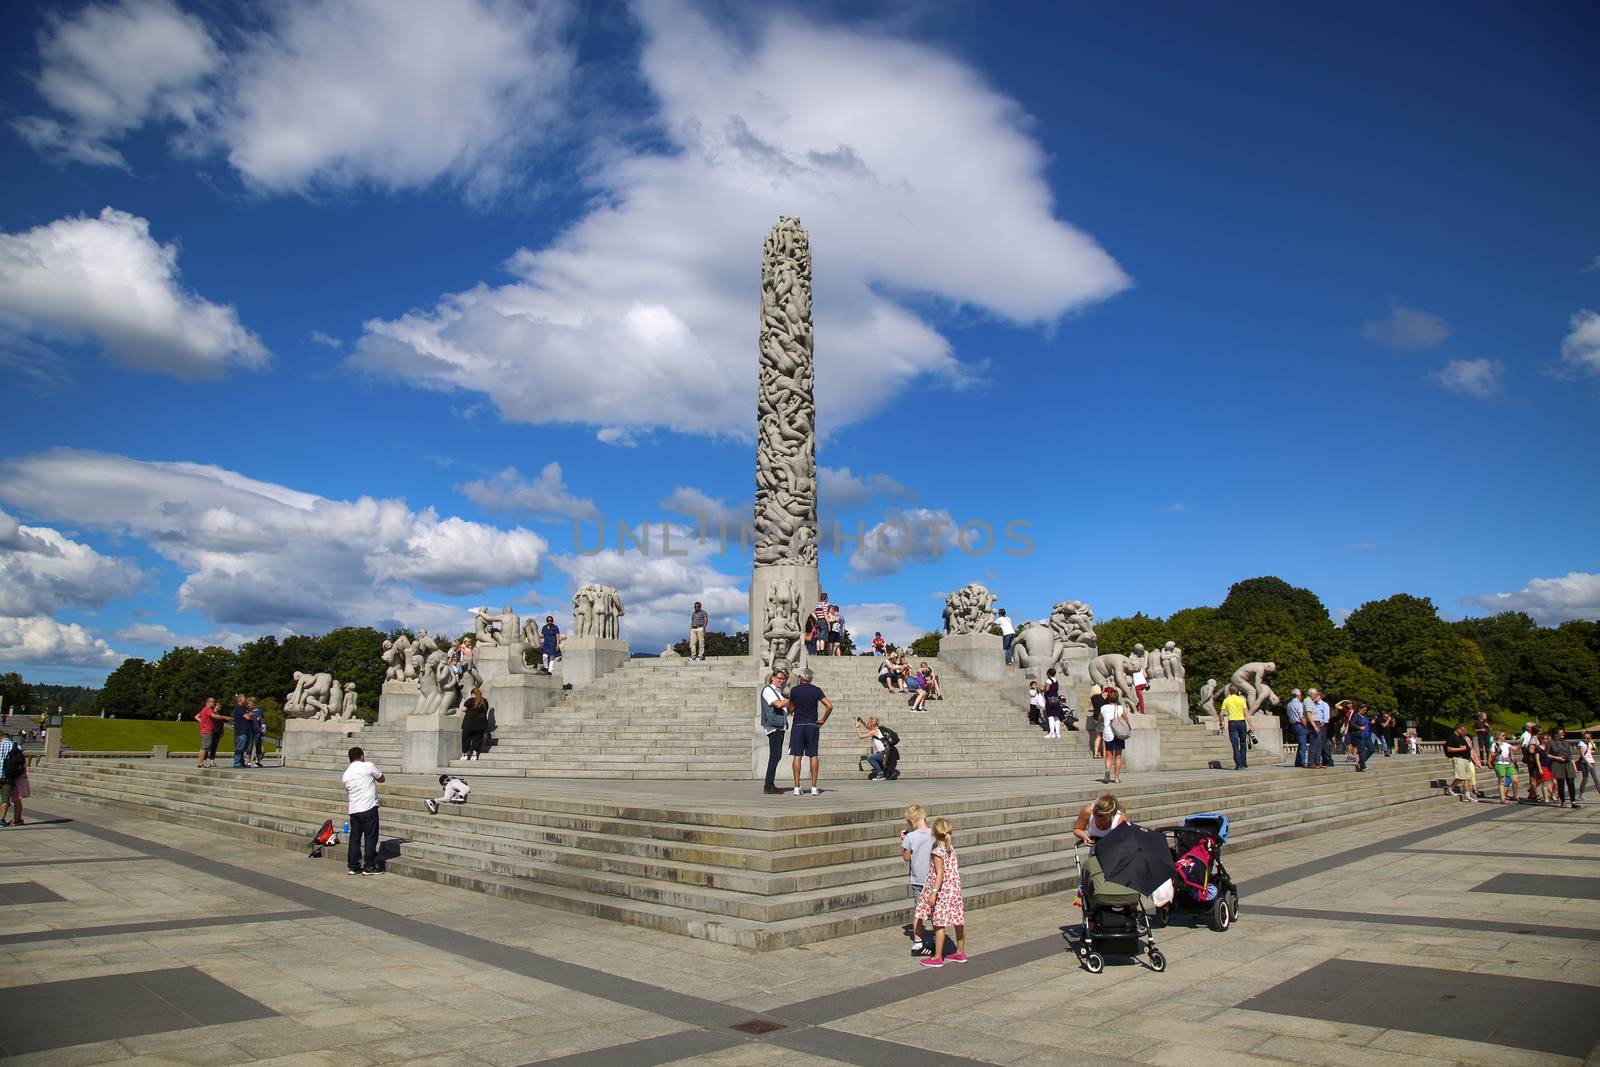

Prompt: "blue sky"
[1,0,1596,684]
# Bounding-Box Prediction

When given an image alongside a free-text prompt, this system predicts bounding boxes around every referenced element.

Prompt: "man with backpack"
[1,731,29,826]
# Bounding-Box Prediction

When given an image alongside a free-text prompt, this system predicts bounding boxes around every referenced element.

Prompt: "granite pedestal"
[1144,678,1191,720]
[403,712,461,773]
[486,672,564,726]
[283,718,364,766]
[561,636,630,688]
[378,680,418,724]
[749,562,820,677]
[940,631,1005,682]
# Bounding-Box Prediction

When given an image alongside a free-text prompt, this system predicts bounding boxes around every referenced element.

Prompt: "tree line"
[97,627,391,732]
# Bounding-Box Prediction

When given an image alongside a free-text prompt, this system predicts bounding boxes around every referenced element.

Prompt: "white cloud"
[0,449,548,634]
[218,0,572,198]
[457,463,600,522]
[15,0,573,200]
[1360,303,1451,351]
[551,523,745,651]
[0,615,123,667]
[818,466,912,512]
[111,621,251,650]
[849,507,964,578]
[1430,357,1502,398]
[309,330,343,350]
[1463,572,1600,625]
[659,486,749,534]
[1559,309,1600,377]
[596,427,641,448]
[0,207,267,380]
[836,602,922,647]
[350,2,1128,437]
[0,508,144,617]
[12,0,221,167]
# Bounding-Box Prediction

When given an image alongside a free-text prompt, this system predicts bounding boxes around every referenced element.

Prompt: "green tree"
[232,636,286,704]
[1164,607,1237,707]
[1094,614,1169,661]
[1391,636,1494,733]
[0,672,33,717]
[1318,655,1396,713]
[909,632,942,658]
[147,645,238,720]
[1504,629,1600,724]
[99,658,157,718]
[1344,594,1445,678]
[317,627,387,717]
[671,630,750,657]
[1219,576,1346,669]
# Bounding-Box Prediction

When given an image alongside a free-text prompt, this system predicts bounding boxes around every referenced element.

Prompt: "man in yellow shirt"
[1220,686,1251,770]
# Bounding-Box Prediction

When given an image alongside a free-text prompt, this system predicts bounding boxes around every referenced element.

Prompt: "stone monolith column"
[749,217,820,678]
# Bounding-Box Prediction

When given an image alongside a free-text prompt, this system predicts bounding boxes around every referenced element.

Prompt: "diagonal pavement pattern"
[0,794,1595,1066]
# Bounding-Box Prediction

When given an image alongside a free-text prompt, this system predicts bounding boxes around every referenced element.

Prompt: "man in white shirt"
[995,608,1017,664]
[341,746,386,875]
[758,670,790,795]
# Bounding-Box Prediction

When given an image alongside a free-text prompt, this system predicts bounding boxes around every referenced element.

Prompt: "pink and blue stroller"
[1154,812,1239,932]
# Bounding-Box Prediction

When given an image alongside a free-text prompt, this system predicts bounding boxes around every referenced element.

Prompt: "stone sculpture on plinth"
[1143,641,1191,719]
[748,217,820,676]
[1048,599,1097,683]
[1088,653,1140,710]
[940,582,1004,681]
[286,671,335,719]
[1197,678,1220,720]
[564,582,630,687]
[473,608,507,647]
[1230,660,1281,716]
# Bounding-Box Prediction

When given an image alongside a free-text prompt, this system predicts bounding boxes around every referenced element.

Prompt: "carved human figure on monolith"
[762,577,803,675]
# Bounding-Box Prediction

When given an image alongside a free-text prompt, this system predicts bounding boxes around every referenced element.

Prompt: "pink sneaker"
[945,952,968,963]
[919,957,944,968]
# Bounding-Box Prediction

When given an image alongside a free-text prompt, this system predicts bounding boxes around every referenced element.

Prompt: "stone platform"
[34,755,1444,951]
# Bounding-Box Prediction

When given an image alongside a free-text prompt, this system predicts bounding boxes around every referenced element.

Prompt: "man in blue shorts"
[787,667,834,796]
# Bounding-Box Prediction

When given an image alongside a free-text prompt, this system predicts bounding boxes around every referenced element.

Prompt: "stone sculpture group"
[285,671,358,721]
[571,583,624,640]
[942,583,998,636]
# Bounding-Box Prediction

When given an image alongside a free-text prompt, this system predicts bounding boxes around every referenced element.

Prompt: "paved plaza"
[1,791,1597,1066]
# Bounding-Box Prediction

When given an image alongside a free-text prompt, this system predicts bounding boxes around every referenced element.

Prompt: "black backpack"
[3,744,25,781]
[878,724,900,747]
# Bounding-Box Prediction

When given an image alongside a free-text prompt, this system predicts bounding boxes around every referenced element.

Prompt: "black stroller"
[1069,843,1166,973]
[1153,812,1239,932]
[856,723,901,780]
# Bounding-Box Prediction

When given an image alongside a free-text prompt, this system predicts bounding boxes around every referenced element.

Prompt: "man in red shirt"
[809,594,830,656]
[196,697,223,768]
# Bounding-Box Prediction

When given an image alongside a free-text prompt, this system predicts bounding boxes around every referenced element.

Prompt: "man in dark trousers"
[230,694,253,768]
[787,667,834,796]
[759,668,790,794]
[341,746,386,874]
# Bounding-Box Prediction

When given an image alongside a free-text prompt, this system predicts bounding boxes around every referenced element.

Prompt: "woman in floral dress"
[916,817,968,967]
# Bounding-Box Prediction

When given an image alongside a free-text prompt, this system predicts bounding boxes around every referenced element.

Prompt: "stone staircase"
[296,657,1129,779]
[33,755,1447,950]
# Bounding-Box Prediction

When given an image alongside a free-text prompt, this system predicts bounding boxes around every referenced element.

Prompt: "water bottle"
[342,820,349,836]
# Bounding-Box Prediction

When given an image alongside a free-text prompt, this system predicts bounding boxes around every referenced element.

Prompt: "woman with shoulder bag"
[1101,694,1129,784]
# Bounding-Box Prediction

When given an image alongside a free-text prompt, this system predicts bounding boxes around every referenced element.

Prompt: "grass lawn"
[62,718,277,752]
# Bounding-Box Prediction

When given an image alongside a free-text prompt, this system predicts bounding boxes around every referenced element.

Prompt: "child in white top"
[425,774,470,815]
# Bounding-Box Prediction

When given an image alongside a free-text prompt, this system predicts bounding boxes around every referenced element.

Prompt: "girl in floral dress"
[917,817,967,967]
